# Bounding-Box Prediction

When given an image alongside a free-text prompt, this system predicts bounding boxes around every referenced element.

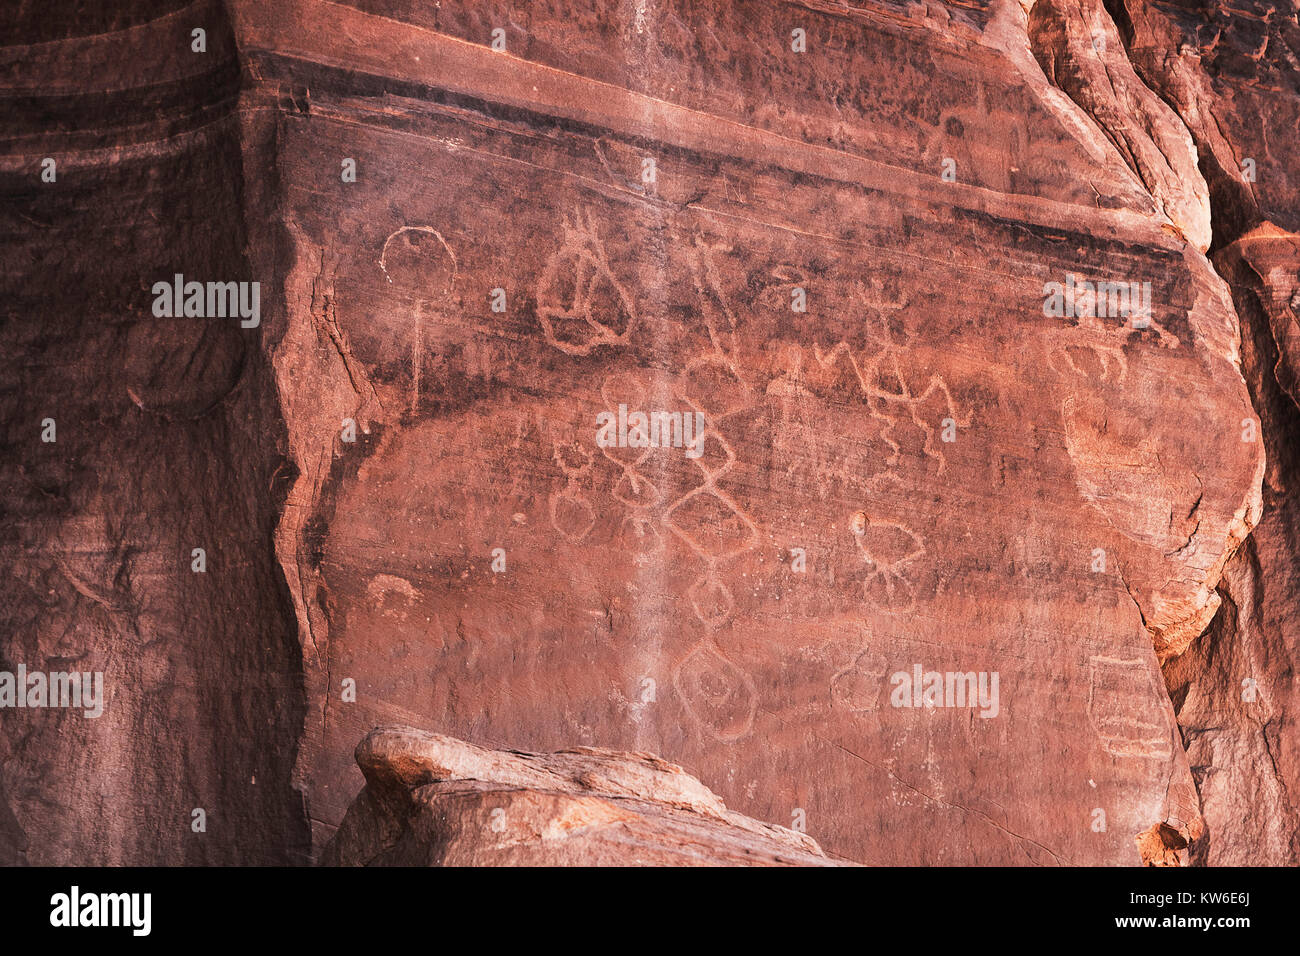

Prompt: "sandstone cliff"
[1,0,1297,866]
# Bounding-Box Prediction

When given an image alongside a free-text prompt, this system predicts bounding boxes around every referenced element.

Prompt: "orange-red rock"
[1,0,1296,867]
[322,726,837,865]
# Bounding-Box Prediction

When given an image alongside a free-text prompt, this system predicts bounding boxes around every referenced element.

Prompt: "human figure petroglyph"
[548,434,597,544]
[378,225,458,417]
[807,278,971,475]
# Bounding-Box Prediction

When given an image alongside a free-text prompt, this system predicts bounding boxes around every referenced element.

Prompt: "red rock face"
[1,1,308,864]
[1,0,1296,866]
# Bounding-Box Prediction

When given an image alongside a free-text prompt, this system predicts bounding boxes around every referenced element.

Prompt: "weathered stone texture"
[322,726,837,865]
[2,0,1297,866]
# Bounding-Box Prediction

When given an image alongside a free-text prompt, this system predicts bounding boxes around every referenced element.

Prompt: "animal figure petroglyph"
[813,340,968,476]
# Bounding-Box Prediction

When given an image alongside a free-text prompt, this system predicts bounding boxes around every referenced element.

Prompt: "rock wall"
[1105,0,1300,864]
[1,0,1296,865]
[0,0,309,864]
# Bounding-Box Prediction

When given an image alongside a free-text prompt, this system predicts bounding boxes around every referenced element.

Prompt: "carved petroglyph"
[536,219,968,740]
[685,234,752,393]
[596,372,667,560]
[536,209,637,355]
[831,647,891,712]
[379,225,459,416]
[548,436,597,544]
[662,406,759,631]
[660,234,767,633]
[673,640,757,743]
[365,574,420,621]
[379,225,458,288]
[1049,337,1129,385]
[1061,394,1202,553]
[1045,284,1182,351]
[598,372,662,511]
[1086,655,1173,759]
[812,321,969,477]
[795,290,962,616]
[851,512,926,615]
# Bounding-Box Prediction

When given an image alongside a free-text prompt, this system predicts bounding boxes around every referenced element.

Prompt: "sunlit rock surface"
[1109,0,1300,865]
[1,0,1294,865]
[322,726,837,865]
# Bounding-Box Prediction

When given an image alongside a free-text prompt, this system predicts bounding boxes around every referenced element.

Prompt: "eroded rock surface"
[236,0,1262,865]
[1,0,1296,866]
[1101,0,1300,866]
[1,0,308,865]
[322,725,835,865]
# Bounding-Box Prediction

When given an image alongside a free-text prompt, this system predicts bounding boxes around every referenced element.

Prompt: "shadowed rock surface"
[0,0,308,865]
[0,0,1296,866]
[321,725,837,865]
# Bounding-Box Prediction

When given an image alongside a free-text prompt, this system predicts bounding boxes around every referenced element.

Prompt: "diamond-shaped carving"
[666,489,757,560]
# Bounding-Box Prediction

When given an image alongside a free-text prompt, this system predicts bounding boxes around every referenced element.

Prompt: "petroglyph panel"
[2,0,1284,871]
[231,0,1263,866]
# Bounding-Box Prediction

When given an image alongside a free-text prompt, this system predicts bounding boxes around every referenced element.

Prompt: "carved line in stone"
[812,340,970,476]
[854,518,926,616]
[378,225,459,417]
[673,639,758,743]
[548,436,597,544]
[1049,338,1129,385]
[1086,655,1174,759]
[536,209,637,356]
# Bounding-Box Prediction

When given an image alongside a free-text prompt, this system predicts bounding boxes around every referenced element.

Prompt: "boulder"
[321,726,837,866]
